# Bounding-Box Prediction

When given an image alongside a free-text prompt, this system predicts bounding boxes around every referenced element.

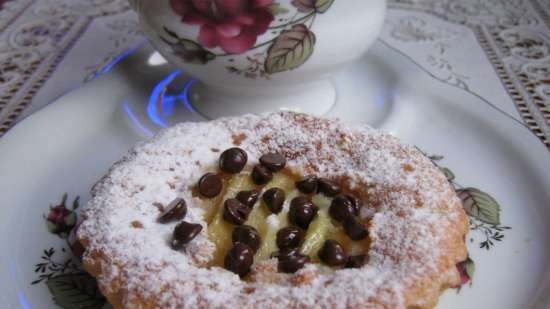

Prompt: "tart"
[78,112,468,309]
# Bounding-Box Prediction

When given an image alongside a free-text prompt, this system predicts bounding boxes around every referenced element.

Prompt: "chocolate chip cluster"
[195,147,289,276]
[157,198,203,251]
[164,147,370,277]
[293,175,368,269]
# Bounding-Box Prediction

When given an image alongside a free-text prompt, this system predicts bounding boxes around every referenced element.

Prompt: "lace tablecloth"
[0,0,549,149]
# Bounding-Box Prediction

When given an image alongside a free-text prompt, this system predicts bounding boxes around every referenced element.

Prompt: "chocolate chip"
[198,173,222,198]
[345,254,367,268]
[278,255,310,273]
[288,196,318,229]
[295,175,318,194]
[329,195,356,222]
[344,194,362,215]
[343,216,368,240]
[276,226,303,249]
[318,240,347,267]
[259,153,286,172]
[251,165,273,185]
[262,188,285,214]
[317,178,342,197]
[171,221,202,250]
[273,247,301,259]
[276,248,310,274]
[232,225,261,253]
[236,189,260,209]
[158,198,187,223]
[219,147,248,174]
[223,198,250,225]
[224,242,254,277]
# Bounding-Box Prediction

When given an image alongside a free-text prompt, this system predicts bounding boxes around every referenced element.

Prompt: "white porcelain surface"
[0,42,549,309]
[130,0,386,117]
[187,78,336,118]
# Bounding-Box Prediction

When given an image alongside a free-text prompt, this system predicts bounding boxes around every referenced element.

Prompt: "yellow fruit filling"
[202,170,369,268]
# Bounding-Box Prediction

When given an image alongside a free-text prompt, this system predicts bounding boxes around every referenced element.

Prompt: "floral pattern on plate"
[419,150,512,288]
[32,194,105,309]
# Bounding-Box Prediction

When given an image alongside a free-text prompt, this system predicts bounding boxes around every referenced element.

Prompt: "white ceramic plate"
[0,41,549,309]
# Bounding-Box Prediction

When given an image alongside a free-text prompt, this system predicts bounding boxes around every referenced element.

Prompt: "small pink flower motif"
[454,257,475,288]
[45,194,77,237]
[170,0,275,54]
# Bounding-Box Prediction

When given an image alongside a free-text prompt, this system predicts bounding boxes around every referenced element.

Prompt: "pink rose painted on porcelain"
[45,193,78,237]
[170,0,275,54]
[159,0,336,78]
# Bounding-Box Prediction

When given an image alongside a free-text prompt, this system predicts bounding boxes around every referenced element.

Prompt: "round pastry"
[78,112,468,309]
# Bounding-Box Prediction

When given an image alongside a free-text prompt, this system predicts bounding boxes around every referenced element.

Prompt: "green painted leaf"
[440,167,455,182]
[429,154,444,161]
[465,257,475,280]
[161,27,216,64]
[64,212,77,227]
[265,24,316,74]
[314,0,334,12]
[457,188,501,225]
[291,0,334,13]
[267,3,289,15]
[61,193,68,206]
[177,38,203,51]
[72,196,80,210]
[46,221,58,234]
[47,273,105,309]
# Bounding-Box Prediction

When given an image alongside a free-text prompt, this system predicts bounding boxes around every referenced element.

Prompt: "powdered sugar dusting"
[78,112,468,309]
[266,214,279,229]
